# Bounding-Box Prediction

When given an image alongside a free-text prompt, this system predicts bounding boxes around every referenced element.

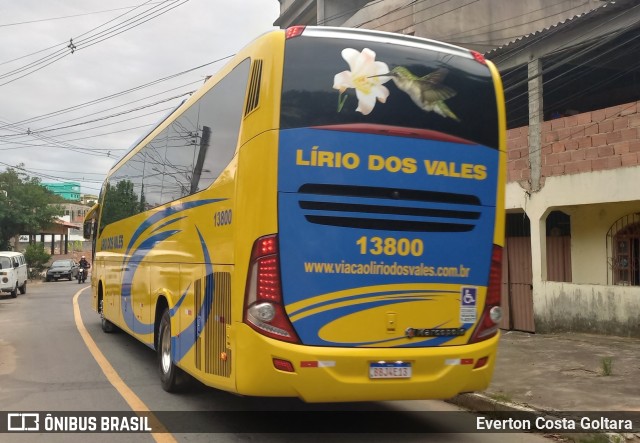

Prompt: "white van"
[0,251,28,298]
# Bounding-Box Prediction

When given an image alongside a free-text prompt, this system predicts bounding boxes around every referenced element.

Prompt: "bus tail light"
[273,358,295,372]
[469,245,503,343]
[285,26,306,39]
[473,356,489,369]
[244,235,300,343]
[470,50,487,65]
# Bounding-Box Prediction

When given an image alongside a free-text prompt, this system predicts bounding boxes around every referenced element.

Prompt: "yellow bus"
[85,25,506,402]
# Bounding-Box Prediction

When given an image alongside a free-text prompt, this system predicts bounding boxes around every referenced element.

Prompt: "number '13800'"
[214,209,232,226]
[356,236,424,257]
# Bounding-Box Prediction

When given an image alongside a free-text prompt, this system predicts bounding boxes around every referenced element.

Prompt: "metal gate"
[500,236,535,332]
[499,212,572,333]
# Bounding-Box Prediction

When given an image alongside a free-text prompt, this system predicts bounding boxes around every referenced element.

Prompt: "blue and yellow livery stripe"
[117,199,224,358]
[286,283,477,348]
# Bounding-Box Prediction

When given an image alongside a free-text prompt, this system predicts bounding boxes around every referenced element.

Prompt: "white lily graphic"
[333,48,391,115]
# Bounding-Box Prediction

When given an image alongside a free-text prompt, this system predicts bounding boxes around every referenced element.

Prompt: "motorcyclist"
[78,256,91,283]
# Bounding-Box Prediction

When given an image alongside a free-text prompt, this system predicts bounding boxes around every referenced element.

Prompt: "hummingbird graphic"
[373,66,460,121]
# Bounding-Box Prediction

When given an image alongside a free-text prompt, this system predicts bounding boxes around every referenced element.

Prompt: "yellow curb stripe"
[73,288,177,443]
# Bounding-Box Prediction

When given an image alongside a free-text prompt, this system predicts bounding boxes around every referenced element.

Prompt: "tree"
[23,242,51,280]
[0,167,65,250]
[100,179,141,232]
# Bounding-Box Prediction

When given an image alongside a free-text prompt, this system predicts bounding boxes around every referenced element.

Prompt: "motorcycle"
[77,267,88,284]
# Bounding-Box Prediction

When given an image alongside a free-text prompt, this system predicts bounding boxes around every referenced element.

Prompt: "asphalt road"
[0,279,554,443]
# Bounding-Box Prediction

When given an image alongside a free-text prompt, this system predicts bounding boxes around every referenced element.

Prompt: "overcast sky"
[0,0,280,196]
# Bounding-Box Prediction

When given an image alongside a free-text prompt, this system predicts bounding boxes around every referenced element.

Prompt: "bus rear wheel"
[100,299,116,333]
[158,309,180,392]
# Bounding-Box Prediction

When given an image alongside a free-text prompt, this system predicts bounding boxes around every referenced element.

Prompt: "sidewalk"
[449,330,640,438]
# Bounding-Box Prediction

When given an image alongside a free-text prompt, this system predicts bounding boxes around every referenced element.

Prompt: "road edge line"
[73,288,177,443]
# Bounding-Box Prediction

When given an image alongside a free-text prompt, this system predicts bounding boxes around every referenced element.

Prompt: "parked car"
[0,251,28,298]
[45,259,79,282]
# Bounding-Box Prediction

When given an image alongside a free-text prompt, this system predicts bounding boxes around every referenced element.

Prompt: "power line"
[0,0,163,81]
[0,161,107,191]
[440,0,592,44]
[0,2,164,28]
[0,55,230,133]
[0,123,157,150]
[28,167,106,176]
[499,10,640,121]
[318,0,403,26]
[1,109,172,145]
[494,1,640,79]
[385,0,481,34]
[504,32,640,121]
[352,0,480,33]
[0,0,161,68]
[0,67,215,166]
[69,0,191,54]
[355,0,429,29]
[499,23,640,159]
[22,81,199,136]
[0,93,187,158]
[0,0,190,87]
[26,93,189,136]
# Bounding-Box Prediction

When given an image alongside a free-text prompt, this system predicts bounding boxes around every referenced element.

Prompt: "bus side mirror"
[83,221,93,240]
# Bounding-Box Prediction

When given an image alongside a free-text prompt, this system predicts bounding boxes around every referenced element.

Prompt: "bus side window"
[195,58,250,191]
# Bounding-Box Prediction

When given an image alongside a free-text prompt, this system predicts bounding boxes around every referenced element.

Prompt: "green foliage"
[601,357,613,376]
[572,434,624,443]
[23,242,51,280]
[0,167,65,250]
[100,180,142,231]
[489,392,512,403]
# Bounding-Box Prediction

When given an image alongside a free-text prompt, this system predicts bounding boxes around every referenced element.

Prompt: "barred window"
[607,213,640,285]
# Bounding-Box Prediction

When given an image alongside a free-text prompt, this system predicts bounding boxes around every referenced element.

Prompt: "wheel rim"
[161,322,171,374]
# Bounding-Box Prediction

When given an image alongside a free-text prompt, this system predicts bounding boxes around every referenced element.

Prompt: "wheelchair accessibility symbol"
[460,287,477,323]
[461,287,477,306]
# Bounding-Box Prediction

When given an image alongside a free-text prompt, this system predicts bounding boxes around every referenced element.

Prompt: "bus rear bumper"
[233,325,499,403]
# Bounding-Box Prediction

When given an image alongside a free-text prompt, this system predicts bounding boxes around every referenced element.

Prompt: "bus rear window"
[281,35,499,149]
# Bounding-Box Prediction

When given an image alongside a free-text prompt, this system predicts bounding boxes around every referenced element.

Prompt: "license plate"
[369,362,411,379]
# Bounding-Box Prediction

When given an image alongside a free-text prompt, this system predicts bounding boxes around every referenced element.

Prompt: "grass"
[489,392,512,403]
[601,357,614,376]
[572,434,624,443]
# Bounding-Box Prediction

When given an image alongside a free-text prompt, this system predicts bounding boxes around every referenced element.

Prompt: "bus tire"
[100,299,116,333]
[10,284,18,298]
[19,281,26,295]
[101,317,116,333]
[158,308,180,392]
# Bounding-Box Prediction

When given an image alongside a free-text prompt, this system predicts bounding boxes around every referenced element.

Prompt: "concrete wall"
[536,282,640,336]
[338,0,604,52]
[507,168,640,283]
[323,0,370,26]
[563,202,640,285]
[279,0,296,11]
